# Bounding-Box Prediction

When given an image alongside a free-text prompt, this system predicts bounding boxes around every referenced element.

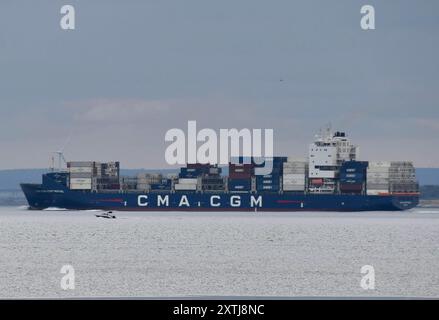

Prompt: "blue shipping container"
[340,178,364,184]
[340,161,368,173]
[340,173,365,180]
[150,184,172,190]
[228,179,251,191]
[257,185,280,192]
[253,157,287,168]
[256,173,281,180]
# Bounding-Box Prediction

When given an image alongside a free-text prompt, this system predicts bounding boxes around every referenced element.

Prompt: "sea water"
[0,206,438,298]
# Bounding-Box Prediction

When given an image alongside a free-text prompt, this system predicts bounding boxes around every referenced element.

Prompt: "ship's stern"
[391,194,419,210]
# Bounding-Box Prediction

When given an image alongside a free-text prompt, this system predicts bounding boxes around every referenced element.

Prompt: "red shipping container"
[229,164,254,174]
[340,184,363,191]
[229,172,252,179]
[229,163,254,169]
[187,163,211,169]
[310,178,323,185]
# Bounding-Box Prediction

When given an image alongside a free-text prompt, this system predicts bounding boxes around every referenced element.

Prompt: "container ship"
[20,129,419,211]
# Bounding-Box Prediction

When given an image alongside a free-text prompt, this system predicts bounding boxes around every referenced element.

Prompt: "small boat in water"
[95,211,116,219]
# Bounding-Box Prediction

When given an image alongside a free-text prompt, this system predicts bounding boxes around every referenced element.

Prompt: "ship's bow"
[20,183,54,210]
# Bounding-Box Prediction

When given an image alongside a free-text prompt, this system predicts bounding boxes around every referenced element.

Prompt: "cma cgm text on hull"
[20,128,420,212]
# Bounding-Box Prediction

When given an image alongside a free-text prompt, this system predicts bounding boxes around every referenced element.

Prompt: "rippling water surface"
[0,206,438,298]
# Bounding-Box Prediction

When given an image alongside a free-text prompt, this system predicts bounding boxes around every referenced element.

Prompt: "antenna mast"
[52,134,71,171]
[53,151,67,171]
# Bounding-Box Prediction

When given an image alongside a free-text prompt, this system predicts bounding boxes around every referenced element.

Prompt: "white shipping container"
[70,184,92,190]
[283,178,305,185]
[283,167,306,172]
[283,166,306,171]
[367,171,389,175]
[390,161,413,166]
[368,169,389,173]
[287,157,306,163]
[283,182,305,188]
[174,184,197,191]
[283,169,306,174]
[369,161,391,168]
[70,178,92,184]
[70,173,93,179]
[283,184,305,191]
[70,181,92,186]
[367,168,390,174]
[367,177,389,183]
[69,167,93,173]
[283,160,308,166]
[283,180,305,185]
[367,184,388,188]
[283,161,306,166]
[283,173,305,179]
[284,171,305,176]
[367,173,389,180]
[68,161,94,167]
[283,170,306,175]
[367,189,388,195]
[367,183,389,189]
[368,177,388,182]
[178,178,198,184]
[70,180,92,189]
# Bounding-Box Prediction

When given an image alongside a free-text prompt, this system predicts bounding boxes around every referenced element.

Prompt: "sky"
[0,0,438,169]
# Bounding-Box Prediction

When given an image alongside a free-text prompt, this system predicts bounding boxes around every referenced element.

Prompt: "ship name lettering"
[157,195,169,207]
[230,195,241,207]
[210,195,221,207]
[137,195,148,207]
[179,195,190,207]
[250,195,263,207]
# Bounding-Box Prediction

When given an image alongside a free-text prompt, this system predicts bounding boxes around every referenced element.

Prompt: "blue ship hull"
[21,182,419,212]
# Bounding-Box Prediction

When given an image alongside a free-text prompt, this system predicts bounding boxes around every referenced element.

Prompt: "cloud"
[0,1,438,168]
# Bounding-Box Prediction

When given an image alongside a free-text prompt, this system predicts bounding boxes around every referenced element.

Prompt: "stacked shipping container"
[255,157,286,192]
[255,157,287,192]
[68,162,94,190]
[283,158,307,192]
[137,173,162,191]
[228,162,253,192]
[175,163,224,191]
[136,173,172,191]
[174,178,198,191]
[339,161,368,193]
[367,161,390,195]
[67,161,120,190]
[200,165,224,191]
[389,162,418,193]
[67,157,418,196]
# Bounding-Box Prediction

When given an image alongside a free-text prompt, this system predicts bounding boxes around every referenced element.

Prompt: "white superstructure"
[308,127,358,192]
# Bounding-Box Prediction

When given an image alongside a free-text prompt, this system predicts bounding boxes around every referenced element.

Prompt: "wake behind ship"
[21,129,419,211]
